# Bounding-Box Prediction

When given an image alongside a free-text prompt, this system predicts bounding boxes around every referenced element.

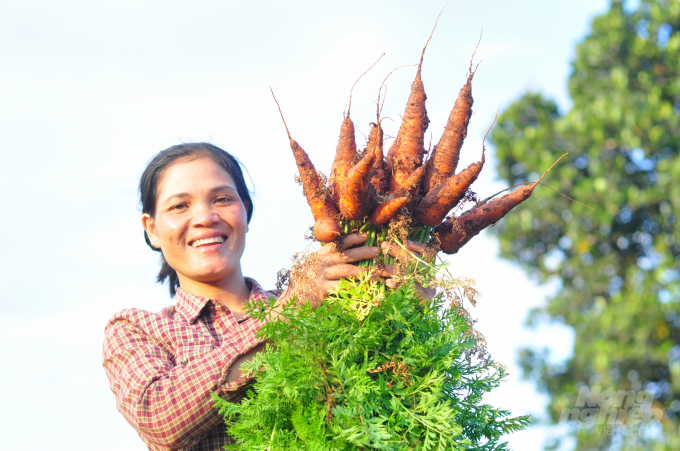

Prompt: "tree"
[490,0,680,449]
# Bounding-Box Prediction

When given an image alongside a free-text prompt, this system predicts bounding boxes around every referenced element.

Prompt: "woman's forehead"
[157,155,236,198]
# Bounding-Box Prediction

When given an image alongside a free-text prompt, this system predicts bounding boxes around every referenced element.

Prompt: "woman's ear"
[142,213,162,249]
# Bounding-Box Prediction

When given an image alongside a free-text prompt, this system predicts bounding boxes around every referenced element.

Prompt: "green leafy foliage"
[212,275,529,450]
[490,0,680,449]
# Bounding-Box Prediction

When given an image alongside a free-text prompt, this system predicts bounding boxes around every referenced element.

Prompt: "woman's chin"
[182,262,241,284]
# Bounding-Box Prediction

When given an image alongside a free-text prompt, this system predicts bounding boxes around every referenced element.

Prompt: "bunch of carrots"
[275,27,561,269]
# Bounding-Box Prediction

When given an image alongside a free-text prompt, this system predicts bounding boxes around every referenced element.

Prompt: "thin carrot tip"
[537,182,594,210]
[348,53,385,117]
[532,152,568,187]
[468,28,483,74]
[270,87,292,140]
[480,107,500,160]
[418,5,445,72]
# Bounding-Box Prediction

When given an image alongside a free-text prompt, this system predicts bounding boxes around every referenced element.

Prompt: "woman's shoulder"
[102,303,196,361]
[103,304,179,341]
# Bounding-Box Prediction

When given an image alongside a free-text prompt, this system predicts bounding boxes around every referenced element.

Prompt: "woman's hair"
[139,143,253,297]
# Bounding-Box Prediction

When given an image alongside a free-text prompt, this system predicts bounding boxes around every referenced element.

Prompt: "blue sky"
[0,1,610,449]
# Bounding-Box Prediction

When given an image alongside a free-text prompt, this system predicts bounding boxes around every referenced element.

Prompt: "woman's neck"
[177,267,251,317]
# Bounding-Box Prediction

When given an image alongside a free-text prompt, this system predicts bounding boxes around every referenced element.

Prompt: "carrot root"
[314,216,341,242]
[338,149,376,220]
[414,154,484,226]
[329,117,358,204]
[385,23,436,193]
[367,123,388,195]
[422,69,475,194]
[369,197,410,225]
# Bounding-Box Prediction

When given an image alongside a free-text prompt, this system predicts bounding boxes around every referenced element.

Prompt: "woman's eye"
[216,197,234,204]
[170,203,188,211]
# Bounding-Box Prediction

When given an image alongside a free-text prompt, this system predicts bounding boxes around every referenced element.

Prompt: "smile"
[191,236,226,247]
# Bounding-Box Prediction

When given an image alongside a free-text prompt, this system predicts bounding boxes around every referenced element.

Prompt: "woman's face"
[142,155,249,287]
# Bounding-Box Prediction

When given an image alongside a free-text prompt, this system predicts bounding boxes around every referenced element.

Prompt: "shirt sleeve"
[102,310,265,450]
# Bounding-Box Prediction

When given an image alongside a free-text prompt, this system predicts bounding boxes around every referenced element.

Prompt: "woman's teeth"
[192,236,225,247]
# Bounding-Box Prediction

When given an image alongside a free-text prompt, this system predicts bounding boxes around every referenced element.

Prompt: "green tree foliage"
[490,0,680,448]
[213,276,529,450]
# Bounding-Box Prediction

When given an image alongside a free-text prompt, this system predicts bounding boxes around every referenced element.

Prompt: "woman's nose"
[192,203,220,226]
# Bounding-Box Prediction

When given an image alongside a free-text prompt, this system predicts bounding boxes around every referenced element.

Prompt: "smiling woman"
[139,143,254,300]
[141,147,252,310]
[101,143,388,451]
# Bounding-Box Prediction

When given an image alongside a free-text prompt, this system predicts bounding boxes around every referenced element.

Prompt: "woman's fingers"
[405,240,430,255]
[379,264,396,278]
[331,245,379,264]
[381,240,430,260]
[419,284,436,298]
[323,263,367,280]
[317,233,369,257]
[342,232,370,248]
[379,241,435,301]
[316,234,378,264]
[381,240,403,259]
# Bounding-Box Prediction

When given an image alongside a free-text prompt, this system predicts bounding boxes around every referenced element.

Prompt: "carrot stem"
[417,227,428,243]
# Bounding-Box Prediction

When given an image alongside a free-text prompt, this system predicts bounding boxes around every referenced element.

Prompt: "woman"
[103,143,429,450]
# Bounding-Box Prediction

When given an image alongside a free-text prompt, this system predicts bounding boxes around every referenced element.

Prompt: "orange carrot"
[289,138,339,221]
[369,196,410,225]
[434,217,466,254]
[328,117,357,205]
[338,149,376,220]
[385,20,440,193]
[385,69,428,193]
[436,154,566,253]
[422,67,475,194]
[328,55,383,206]
[270,88,340,242]
[314,216,341,242]
[391,164,426,199]
[414,148,484,226]
[436,184,532,254]
[367,122,388,196]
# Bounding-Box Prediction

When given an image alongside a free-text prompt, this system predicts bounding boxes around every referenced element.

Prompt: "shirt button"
[180,356,189,366]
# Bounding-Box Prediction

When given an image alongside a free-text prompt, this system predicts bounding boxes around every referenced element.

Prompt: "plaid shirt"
[103,278,274,450]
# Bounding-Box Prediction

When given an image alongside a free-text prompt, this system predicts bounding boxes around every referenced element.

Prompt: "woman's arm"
[103,310,266,450]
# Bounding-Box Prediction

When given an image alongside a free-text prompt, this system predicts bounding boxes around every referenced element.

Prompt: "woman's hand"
[274,234,435,313]
[278,233,379,309]
[381,240,436,302]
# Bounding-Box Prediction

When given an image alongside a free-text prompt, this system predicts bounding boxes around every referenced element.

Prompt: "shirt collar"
[175,277,271,323]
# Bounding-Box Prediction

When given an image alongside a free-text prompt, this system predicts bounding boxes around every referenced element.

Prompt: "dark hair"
[139,143,253,297]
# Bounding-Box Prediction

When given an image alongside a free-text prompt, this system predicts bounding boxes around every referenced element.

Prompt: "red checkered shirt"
[103,278,275,450]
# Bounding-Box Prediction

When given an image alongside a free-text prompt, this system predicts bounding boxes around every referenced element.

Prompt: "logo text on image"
[558,386,660,430]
